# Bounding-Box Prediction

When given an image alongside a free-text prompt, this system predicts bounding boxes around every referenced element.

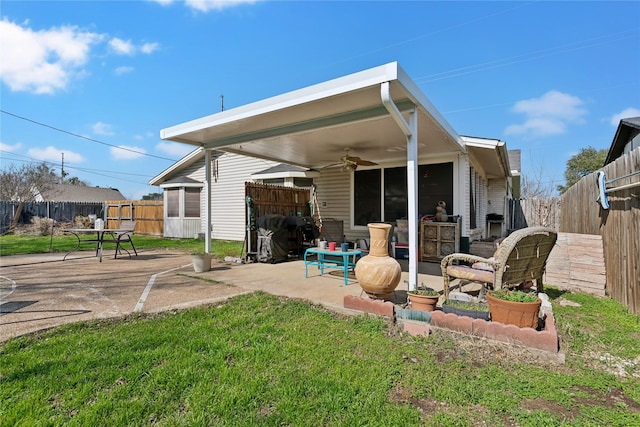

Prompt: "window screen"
[166,189,179,218]
[184,187,201,218]
[354,169,381,226]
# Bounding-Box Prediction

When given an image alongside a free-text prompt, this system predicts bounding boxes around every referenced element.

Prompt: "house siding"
[210,153,278,241]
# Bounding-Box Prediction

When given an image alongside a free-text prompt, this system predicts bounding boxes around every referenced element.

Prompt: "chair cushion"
[446,265,495,284]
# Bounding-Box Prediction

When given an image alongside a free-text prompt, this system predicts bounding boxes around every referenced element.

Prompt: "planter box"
[442,300,490,321]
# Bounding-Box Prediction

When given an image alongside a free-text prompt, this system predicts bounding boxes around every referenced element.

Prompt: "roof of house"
[605,117,640,165]
[251,163,320,180]
[161,176,203,187]
[40,184,125,202]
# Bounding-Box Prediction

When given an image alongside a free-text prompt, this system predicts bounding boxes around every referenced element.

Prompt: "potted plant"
[441,299,490,320]
[486,289,541,328]
[191,249,212,273]
[407,287,440,312]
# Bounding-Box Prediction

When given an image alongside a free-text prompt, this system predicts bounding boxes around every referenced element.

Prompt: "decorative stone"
[355,223,401,300]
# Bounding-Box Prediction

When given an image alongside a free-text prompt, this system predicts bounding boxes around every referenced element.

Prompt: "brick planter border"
[343,295,560,354]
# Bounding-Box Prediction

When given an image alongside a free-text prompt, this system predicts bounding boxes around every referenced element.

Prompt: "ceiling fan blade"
[346,156,378,166]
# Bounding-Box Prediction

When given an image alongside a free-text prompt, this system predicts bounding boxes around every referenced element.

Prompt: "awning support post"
[204,149,213,253]
[381,82,418,291]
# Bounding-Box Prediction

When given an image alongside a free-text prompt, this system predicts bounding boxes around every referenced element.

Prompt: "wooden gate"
[105,200,163,236]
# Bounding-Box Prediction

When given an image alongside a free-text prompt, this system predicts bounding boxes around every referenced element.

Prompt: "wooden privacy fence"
[508,198,560,230]
[559,148,639,314]
[105,200,164,236]
[0,201,103,233]
[244,182,312,254]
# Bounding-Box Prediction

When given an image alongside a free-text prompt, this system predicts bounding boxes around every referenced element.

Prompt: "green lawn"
[0,234,243,259]
[1,236,639,425]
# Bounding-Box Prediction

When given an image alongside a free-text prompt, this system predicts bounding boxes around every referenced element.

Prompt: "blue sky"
[1,0,639,199]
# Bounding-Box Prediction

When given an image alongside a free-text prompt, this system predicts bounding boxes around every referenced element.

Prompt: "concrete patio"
[0,250,443,341]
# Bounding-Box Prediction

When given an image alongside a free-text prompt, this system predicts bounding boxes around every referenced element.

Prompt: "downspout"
[381,82,418,291]
[204,149,212,253]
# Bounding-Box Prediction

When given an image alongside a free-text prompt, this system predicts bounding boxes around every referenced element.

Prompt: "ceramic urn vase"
[355,223,402,300]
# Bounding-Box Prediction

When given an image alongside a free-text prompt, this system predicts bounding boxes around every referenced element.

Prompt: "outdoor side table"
[304,247,361,285]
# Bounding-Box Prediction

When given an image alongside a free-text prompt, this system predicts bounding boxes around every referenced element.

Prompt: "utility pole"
[61,152,68,182]
[220,94,224,112]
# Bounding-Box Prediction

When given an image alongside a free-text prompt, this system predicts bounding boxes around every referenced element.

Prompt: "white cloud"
[111,145,146,160]
[108,37,135,55]
[27,146,85,163]
[505,90,587,138]
[92,121,115,136]
[151,0,258,12]
[156,141,198,158]
[114,66,134,75]
[609,108,640,126]
[141,42,160,54]
[0,141,23,152]
[0,19,103,94]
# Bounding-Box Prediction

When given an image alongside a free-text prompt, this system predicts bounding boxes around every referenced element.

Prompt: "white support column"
[204,149,212,253]
[406,108,419,291]
[381,82,418,291]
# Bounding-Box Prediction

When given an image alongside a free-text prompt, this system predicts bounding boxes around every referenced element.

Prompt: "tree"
[0,162,59,232]
[557,146,608,194]
[142,192,163,200]
[0,162,58,201]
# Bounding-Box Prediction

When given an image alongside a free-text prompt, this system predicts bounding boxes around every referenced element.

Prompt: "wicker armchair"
[441,227,557,298]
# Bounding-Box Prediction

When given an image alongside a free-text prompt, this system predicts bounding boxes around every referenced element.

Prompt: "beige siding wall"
[210,153,278,241]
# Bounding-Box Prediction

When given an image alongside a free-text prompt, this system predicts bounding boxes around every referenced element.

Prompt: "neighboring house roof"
[37,184,125,202]
[605,117,640,165]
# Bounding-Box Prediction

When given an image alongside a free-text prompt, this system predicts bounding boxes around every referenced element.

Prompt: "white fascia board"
[148,148,204,186]
[462,137,511,177]
[461,136,504,148]
[159,182,204,189]
[395,65,463,149]
[160,62,401,143]
[251,170,321,180]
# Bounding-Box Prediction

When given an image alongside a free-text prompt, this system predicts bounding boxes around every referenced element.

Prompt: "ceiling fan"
[336,148,378,171]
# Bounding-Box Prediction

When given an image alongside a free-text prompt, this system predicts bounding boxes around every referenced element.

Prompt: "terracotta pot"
[355,223,401,300]
[486,292,541,328]
[408,293,440,312]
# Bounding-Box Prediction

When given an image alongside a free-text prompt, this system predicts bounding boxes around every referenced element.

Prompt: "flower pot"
[442,300,490,320]
[407,292,440,312]
[486,291,541,328]
[191,254,212,272]
[354,223,401,300]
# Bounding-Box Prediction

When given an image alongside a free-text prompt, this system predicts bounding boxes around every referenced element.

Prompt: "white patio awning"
[160,62,464,169]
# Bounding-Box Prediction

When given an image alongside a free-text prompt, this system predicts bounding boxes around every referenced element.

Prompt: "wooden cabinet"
[421,219,460,260]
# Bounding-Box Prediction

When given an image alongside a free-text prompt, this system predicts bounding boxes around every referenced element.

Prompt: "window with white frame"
[353,163,453,226]
[165,186,201,218]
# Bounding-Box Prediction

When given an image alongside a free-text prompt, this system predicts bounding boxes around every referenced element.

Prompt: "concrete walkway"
[0,250,443,342]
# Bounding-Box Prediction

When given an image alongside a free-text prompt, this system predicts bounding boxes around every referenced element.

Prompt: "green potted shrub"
[407,287,440,312]
[441,299,490,320]
[191,249,212,273]
[486,289,541,328]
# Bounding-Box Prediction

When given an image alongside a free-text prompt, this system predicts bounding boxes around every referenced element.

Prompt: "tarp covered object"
[256,214,289,263]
